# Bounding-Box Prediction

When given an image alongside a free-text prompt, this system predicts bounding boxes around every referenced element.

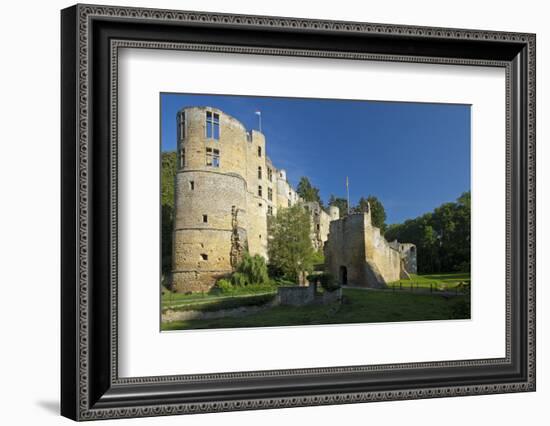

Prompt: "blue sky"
[160,93,470,225]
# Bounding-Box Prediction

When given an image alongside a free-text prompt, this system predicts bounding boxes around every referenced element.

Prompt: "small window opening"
[258,186,262,197]
[179,111,186,140]
[206,148,220,167]
[179,147,185,169]
[258,146,262,157]
[201,254,208,260]
[206,111,220,140]
[202,215,208,223]
[189,181,195,190]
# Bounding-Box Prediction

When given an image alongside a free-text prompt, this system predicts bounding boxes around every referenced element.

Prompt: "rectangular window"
[258,186,262,197]
[267,168,273,182]
[316,224,320,231]
[267,206,273,216]
[268,188,273,201]
[203,214,208,223]
[206,111,220,140]
[189,181,195,190]
[179,111,186,140]
[258,166,262,180]
[180,147,185,169]
[206,148,220,167]
[258,146,262,157]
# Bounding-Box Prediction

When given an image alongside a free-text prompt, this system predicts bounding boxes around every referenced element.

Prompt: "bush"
[216,279,234,293]
[306,272,339,291]
[319,273,339,292]
[234,253,270,286]
[231,272,250,287]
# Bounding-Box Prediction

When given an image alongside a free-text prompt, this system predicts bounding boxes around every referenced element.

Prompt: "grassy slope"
[162,288,470,331]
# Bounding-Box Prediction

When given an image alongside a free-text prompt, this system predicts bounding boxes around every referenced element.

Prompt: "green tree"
[268,204,316,283]
[296,176,323,206]
[328,195,348,217]
[161,151,177,276]
[353,195,387,231]
[384,192,470,274]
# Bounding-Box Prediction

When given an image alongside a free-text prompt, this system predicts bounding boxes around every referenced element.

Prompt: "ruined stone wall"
[324,214,368,287]
[244,130,269,258]
[364,221,401,285]
[399,243,418,274]
[305,201,332,251]
[325,212,403,288]
[389,241,418,275]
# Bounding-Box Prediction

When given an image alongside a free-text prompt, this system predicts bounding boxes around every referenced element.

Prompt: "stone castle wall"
[171,106,416,293]
[305,202,334,251]
[172,107,301,292]
[325,210,408,288]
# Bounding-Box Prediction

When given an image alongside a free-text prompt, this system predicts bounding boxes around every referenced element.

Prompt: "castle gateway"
[170,106,416,292]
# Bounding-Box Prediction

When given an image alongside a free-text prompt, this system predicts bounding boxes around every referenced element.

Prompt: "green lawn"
[162,288,470,331]
[162,292,276,313]
[161,286,277,310]
[388,272,470,292]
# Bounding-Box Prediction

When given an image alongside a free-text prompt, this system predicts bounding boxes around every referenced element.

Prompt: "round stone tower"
[171,107,250,292]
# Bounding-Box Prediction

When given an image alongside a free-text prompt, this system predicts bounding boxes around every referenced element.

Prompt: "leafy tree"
[328,195,349,217]
[384,192,471,274]
[161,151,177,276]
[268,204,316,283]
[353,195,387,231]
[297,176,323,207]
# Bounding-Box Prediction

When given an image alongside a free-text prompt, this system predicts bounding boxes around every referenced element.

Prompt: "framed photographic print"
[61,4,536,421]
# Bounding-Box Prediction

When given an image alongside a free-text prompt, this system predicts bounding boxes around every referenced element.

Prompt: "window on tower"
[258,166,262,180]
[179,111,186,140]
[180,147,185,169]
[267,167,273,182]
[268,188,273,201]
[258,186,263,197]
[258,146,262,157]
[206,111,220,140]
[206,148,220,167]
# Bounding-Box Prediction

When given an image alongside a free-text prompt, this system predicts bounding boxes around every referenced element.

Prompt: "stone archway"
[339,265,348,286]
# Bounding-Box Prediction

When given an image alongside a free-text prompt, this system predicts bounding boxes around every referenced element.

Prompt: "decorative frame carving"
[61,4,535,421]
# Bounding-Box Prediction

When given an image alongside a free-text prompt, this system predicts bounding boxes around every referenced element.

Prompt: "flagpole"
[346,176,350,215]
[255,110,262,133]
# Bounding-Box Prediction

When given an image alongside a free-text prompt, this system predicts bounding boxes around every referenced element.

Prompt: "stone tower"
[171,106,302,292]
[171,107,250,292]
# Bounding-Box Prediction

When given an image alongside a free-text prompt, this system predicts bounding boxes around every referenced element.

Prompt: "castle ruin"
[170,106,415,292]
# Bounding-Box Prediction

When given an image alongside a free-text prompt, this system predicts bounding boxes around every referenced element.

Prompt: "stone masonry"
[171,106,416,292]
[324,206,416,288]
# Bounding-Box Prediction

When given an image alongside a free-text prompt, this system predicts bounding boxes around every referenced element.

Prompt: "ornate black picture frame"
[61,4,536,421]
